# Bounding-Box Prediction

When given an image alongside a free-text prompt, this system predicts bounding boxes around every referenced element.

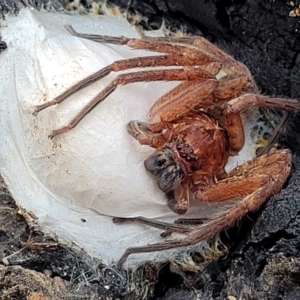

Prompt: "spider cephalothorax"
[134,110,230,214]
[33,26,300,267]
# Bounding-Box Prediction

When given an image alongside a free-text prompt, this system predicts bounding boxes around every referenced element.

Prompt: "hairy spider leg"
[115,149,291,268]
[147,75,254,153]
[48,67,218,139]
[33,55,221,115]
[113,216,193,234]
[33,27,223,115]
[66,25,253,80]
[227,93,300,113]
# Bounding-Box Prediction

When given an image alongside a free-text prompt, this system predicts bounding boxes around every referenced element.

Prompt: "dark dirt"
[1,0,300,299]
[0,176,130,300]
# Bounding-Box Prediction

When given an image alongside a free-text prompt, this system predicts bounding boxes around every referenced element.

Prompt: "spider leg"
[220,94,299,152]
[194,148,290,201]
[227,93,300,113]
[213,75,259,152]
[87,36,251,85]
[66,25,215,57]
[66,25,200,45]
[175,218,209,225]
[222,105,245,153]
[192,38,254,80]
[150,74,252,152]
[48,67,217,139]
[126,74,252,151]
[66,25,251,80]
[126,121,173,148]
[115,149,291,267]
[149,72,250,123]
[116,237,193,269]
[150,74,252,123]
[33,53,220,115]
[226,147,289,177]
[113,216,192,233]
[127,32,252,83]
[68,23,235,49]
[149,79,217,123]
[127,75,252,151]
[65,25,131,45]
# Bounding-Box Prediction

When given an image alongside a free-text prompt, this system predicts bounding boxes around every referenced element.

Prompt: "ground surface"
[1,0,300,299]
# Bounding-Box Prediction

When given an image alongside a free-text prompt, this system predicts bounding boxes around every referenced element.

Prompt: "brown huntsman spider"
[33,26,300,268]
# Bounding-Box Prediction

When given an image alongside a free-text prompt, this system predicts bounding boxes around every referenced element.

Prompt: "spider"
[33,26,299,268]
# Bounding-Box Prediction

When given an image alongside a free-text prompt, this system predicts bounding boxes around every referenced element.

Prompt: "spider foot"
[33,100,58,116]
[48,125,72,139]
[126,121,152,139]
[115,238,187,268]
[65,25,130,45]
